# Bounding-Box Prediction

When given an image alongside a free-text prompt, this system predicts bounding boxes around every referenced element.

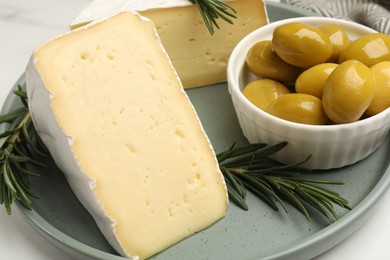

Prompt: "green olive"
[319,24,350,62]
[338,33,390,67]
[366,61,390,116]
[295,63,338,98]
[267,93,328,125]
[245,40,302,83]
[322,60,375,123]
[272,22,333,68]
[242,79,290,110]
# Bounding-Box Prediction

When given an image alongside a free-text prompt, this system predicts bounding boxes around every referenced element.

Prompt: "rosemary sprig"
[192,0,237,35]
[0,85,47,214]
[218,142,351,223]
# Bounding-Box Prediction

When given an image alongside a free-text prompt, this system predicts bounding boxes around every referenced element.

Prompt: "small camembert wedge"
[70,0,269,88]
[25,11,228,260]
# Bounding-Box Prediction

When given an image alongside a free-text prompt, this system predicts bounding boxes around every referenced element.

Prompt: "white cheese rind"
[26,56,131,257]
[26,11,227,260]
[70,0,192,28]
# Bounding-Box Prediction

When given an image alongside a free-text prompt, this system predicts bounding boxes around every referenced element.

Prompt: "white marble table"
[1,0,390,259]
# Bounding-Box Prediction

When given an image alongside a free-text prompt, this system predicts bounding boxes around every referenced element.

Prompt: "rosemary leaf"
[277,184,311,220]
[192,0,237,35]
[299,183,342,204]
[226,181,248,211]
[9,112,26,130]
[259,174,282,190]
[14,85,28,108]
[0,173,4,205]
[217,143,236,162]
[222,167,246,198]
[283,176,344,185]
[241,180,279,211]
[3,187,12,215]
[219,142,287,167]
[11,161,41,177]
[4,152,32,163]
[2,162,17,193]
[294,188,337,223]
[218,143,266,163]
[8,165,32,209]
[0,107,27,123]
[242,173,288,211]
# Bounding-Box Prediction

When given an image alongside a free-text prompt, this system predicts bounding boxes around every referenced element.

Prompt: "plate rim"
[3,2,390,259]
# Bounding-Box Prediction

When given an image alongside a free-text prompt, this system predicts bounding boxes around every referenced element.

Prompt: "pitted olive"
[322,60,375,123]
[272,22,333,68]
[242,79,290,110]
[267,93,328,125]
[319,24,350,62]
[295,63,338,98]
[338,33,390,66]
[366,61,390,116]
[246,40,302,83]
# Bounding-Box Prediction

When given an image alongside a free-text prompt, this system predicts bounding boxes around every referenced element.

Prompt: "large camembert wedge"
[25,11,227,259]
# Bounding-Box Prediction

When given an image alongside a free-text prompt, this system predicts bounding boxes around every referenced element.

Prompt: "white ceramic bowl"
[227,17,390,169]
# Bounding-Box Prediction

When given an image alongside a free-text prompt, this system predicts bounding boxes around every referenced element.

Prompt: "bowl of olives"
[227,17,390,169]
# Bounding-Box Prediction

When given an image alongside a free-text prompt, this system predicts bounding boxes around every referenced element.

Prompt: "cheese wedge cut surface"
[70,0,269,88]
[26,11,227,260]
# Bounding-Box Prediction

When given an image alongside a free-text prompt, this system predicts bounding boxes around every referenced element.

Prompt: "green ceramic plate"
[3,2,390,260]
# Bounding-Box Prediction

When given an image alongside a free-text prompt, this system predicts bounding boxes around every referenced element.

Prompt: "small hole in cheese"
[125,144,136,154]
[80,53,87,60]
[146,60,154,68]
[143,175,149,184]
[183,194,189,203]
[175,129,185,139]
[187,178,194,185]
